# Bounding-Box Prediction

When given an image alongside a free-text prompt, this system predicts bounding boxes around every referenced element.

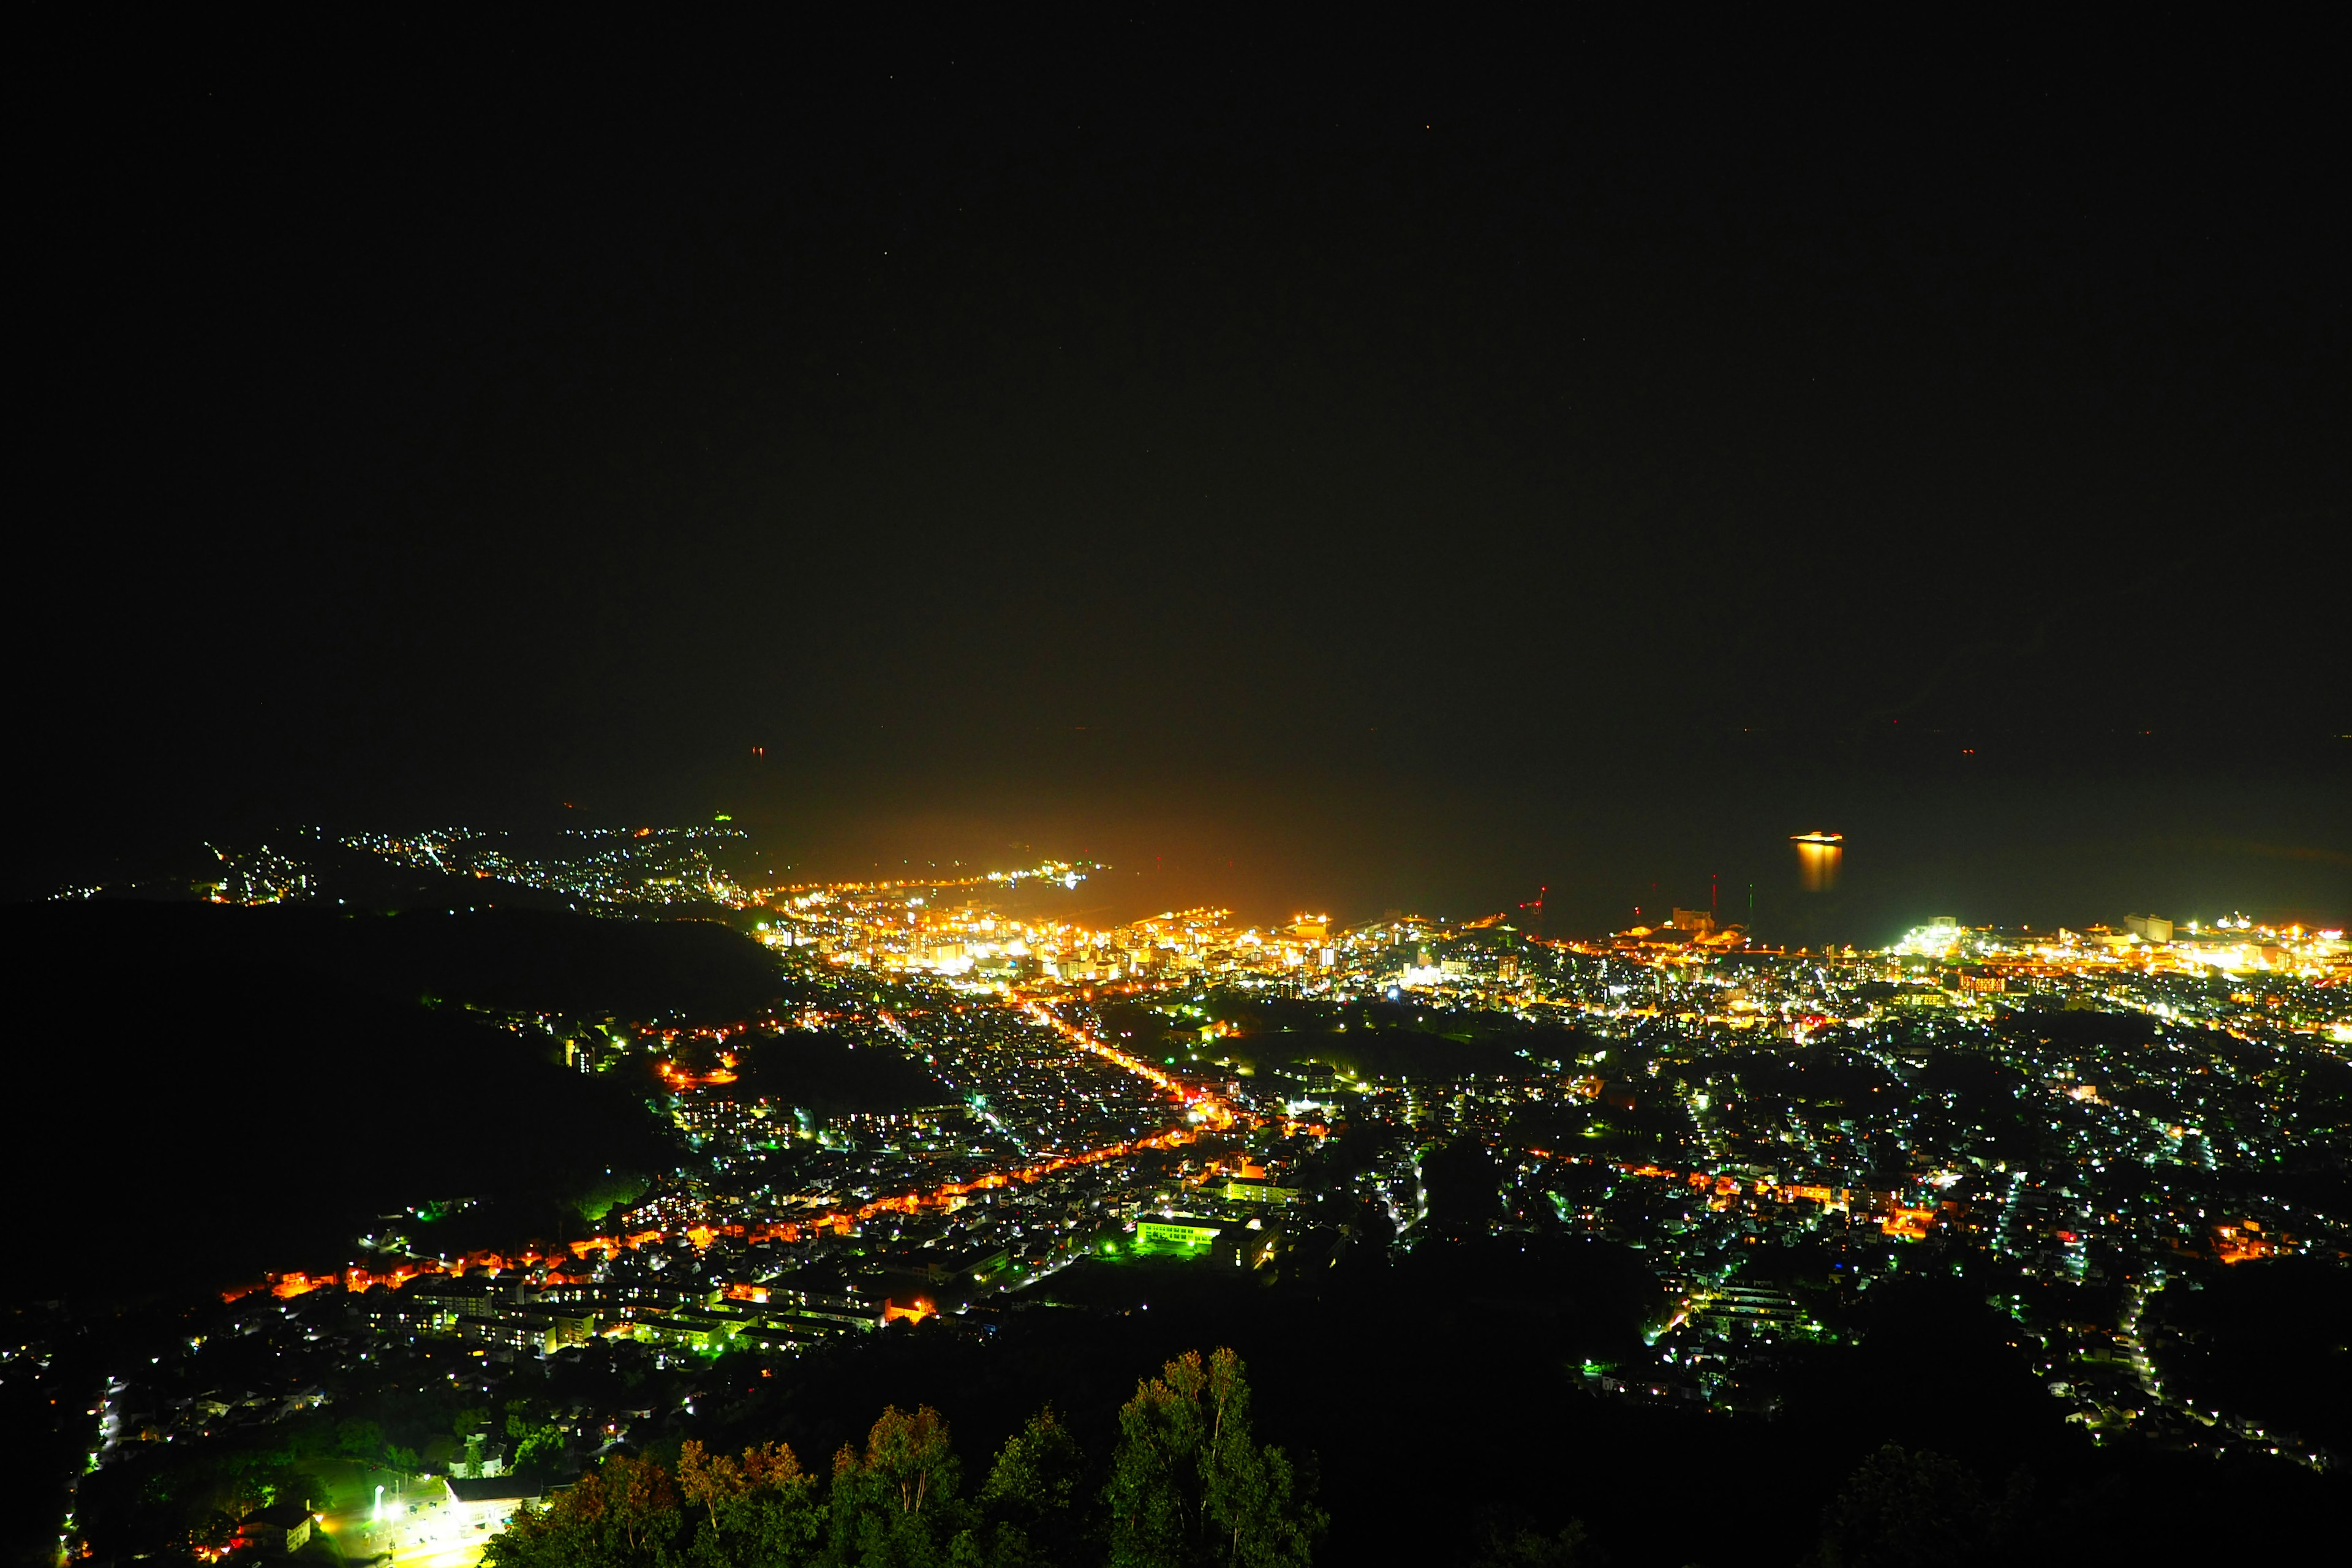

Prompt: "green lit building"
[1134,1218,1225,1253]
[635,1305,752,1355]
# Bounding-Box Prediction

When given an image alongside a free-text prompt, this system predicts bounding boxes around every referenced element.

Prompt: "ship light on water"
[1792,831,1844,892]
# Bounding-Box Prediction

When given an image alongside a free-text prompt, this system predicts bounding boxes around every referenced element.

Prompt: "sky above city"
[19,23,2346,935]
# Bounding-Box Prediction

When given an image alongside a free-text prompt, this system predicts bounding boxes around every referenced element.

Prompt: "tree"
[952,1406,1090,1567]
[457,1405,494,1476]
[1420,1140,1501,1229]
[486,1452,682,1568]
[1104,1348,1322,1568]
[1104,1352,1206,1567]
[507,1396,569,1469]
[679,1439,823,1568]
[1811,1444,2022,1568]
[1466,1512,1604,1567]
[334,1419,387,1464]
[824,1404,969,1568]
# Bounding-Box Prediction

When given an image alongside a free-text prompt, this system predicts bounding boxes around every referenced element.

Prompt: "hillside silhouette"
[0,902,777,1305]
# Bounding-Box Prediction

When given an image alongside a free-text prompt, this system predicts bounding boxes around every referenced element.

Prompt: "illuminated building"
[442,1476,548,1537]
[1224,1177,1303,1205]
[1134,1218,1224,1253]
[234,1504,312,1555]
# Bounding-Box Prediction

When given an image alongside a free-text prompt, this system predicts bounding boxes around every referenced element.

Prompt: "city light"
[43,838,2350,1567]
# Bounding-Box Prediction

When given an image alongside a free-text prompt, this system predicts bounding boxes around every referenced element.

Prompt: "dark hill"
[254,902,794,1019]
[2148,1258,2352,1453]
[1234,1028,1541,1083]
[728,1031,951,1115]
[663,1234,2342,1567]
[0,903,705,1305]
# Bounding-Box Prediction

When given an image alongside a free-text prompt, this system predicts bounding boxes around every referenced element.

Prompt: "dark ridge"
[28,899,795,1020]
[0,902,695,1306]
[725,1030,952,1117]
[1229,1027,1544,1084]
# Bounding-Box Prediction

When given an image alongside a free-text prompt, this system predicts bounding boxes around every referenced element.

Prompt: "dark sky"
[20,22,2348,937]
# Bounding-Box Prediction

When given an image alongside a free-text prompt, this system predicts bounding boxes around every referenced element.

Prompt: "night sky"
[20,24,2346,937]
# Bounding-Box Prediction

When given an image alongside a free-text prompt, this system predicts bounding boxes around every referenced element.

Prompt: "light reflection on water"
[1795,839,1843,892]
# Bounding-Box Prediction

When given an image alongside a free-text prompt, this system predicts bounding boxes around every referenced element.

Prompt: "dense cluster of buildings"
[28,848,2350,1558]
[358,899,2352,1455]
